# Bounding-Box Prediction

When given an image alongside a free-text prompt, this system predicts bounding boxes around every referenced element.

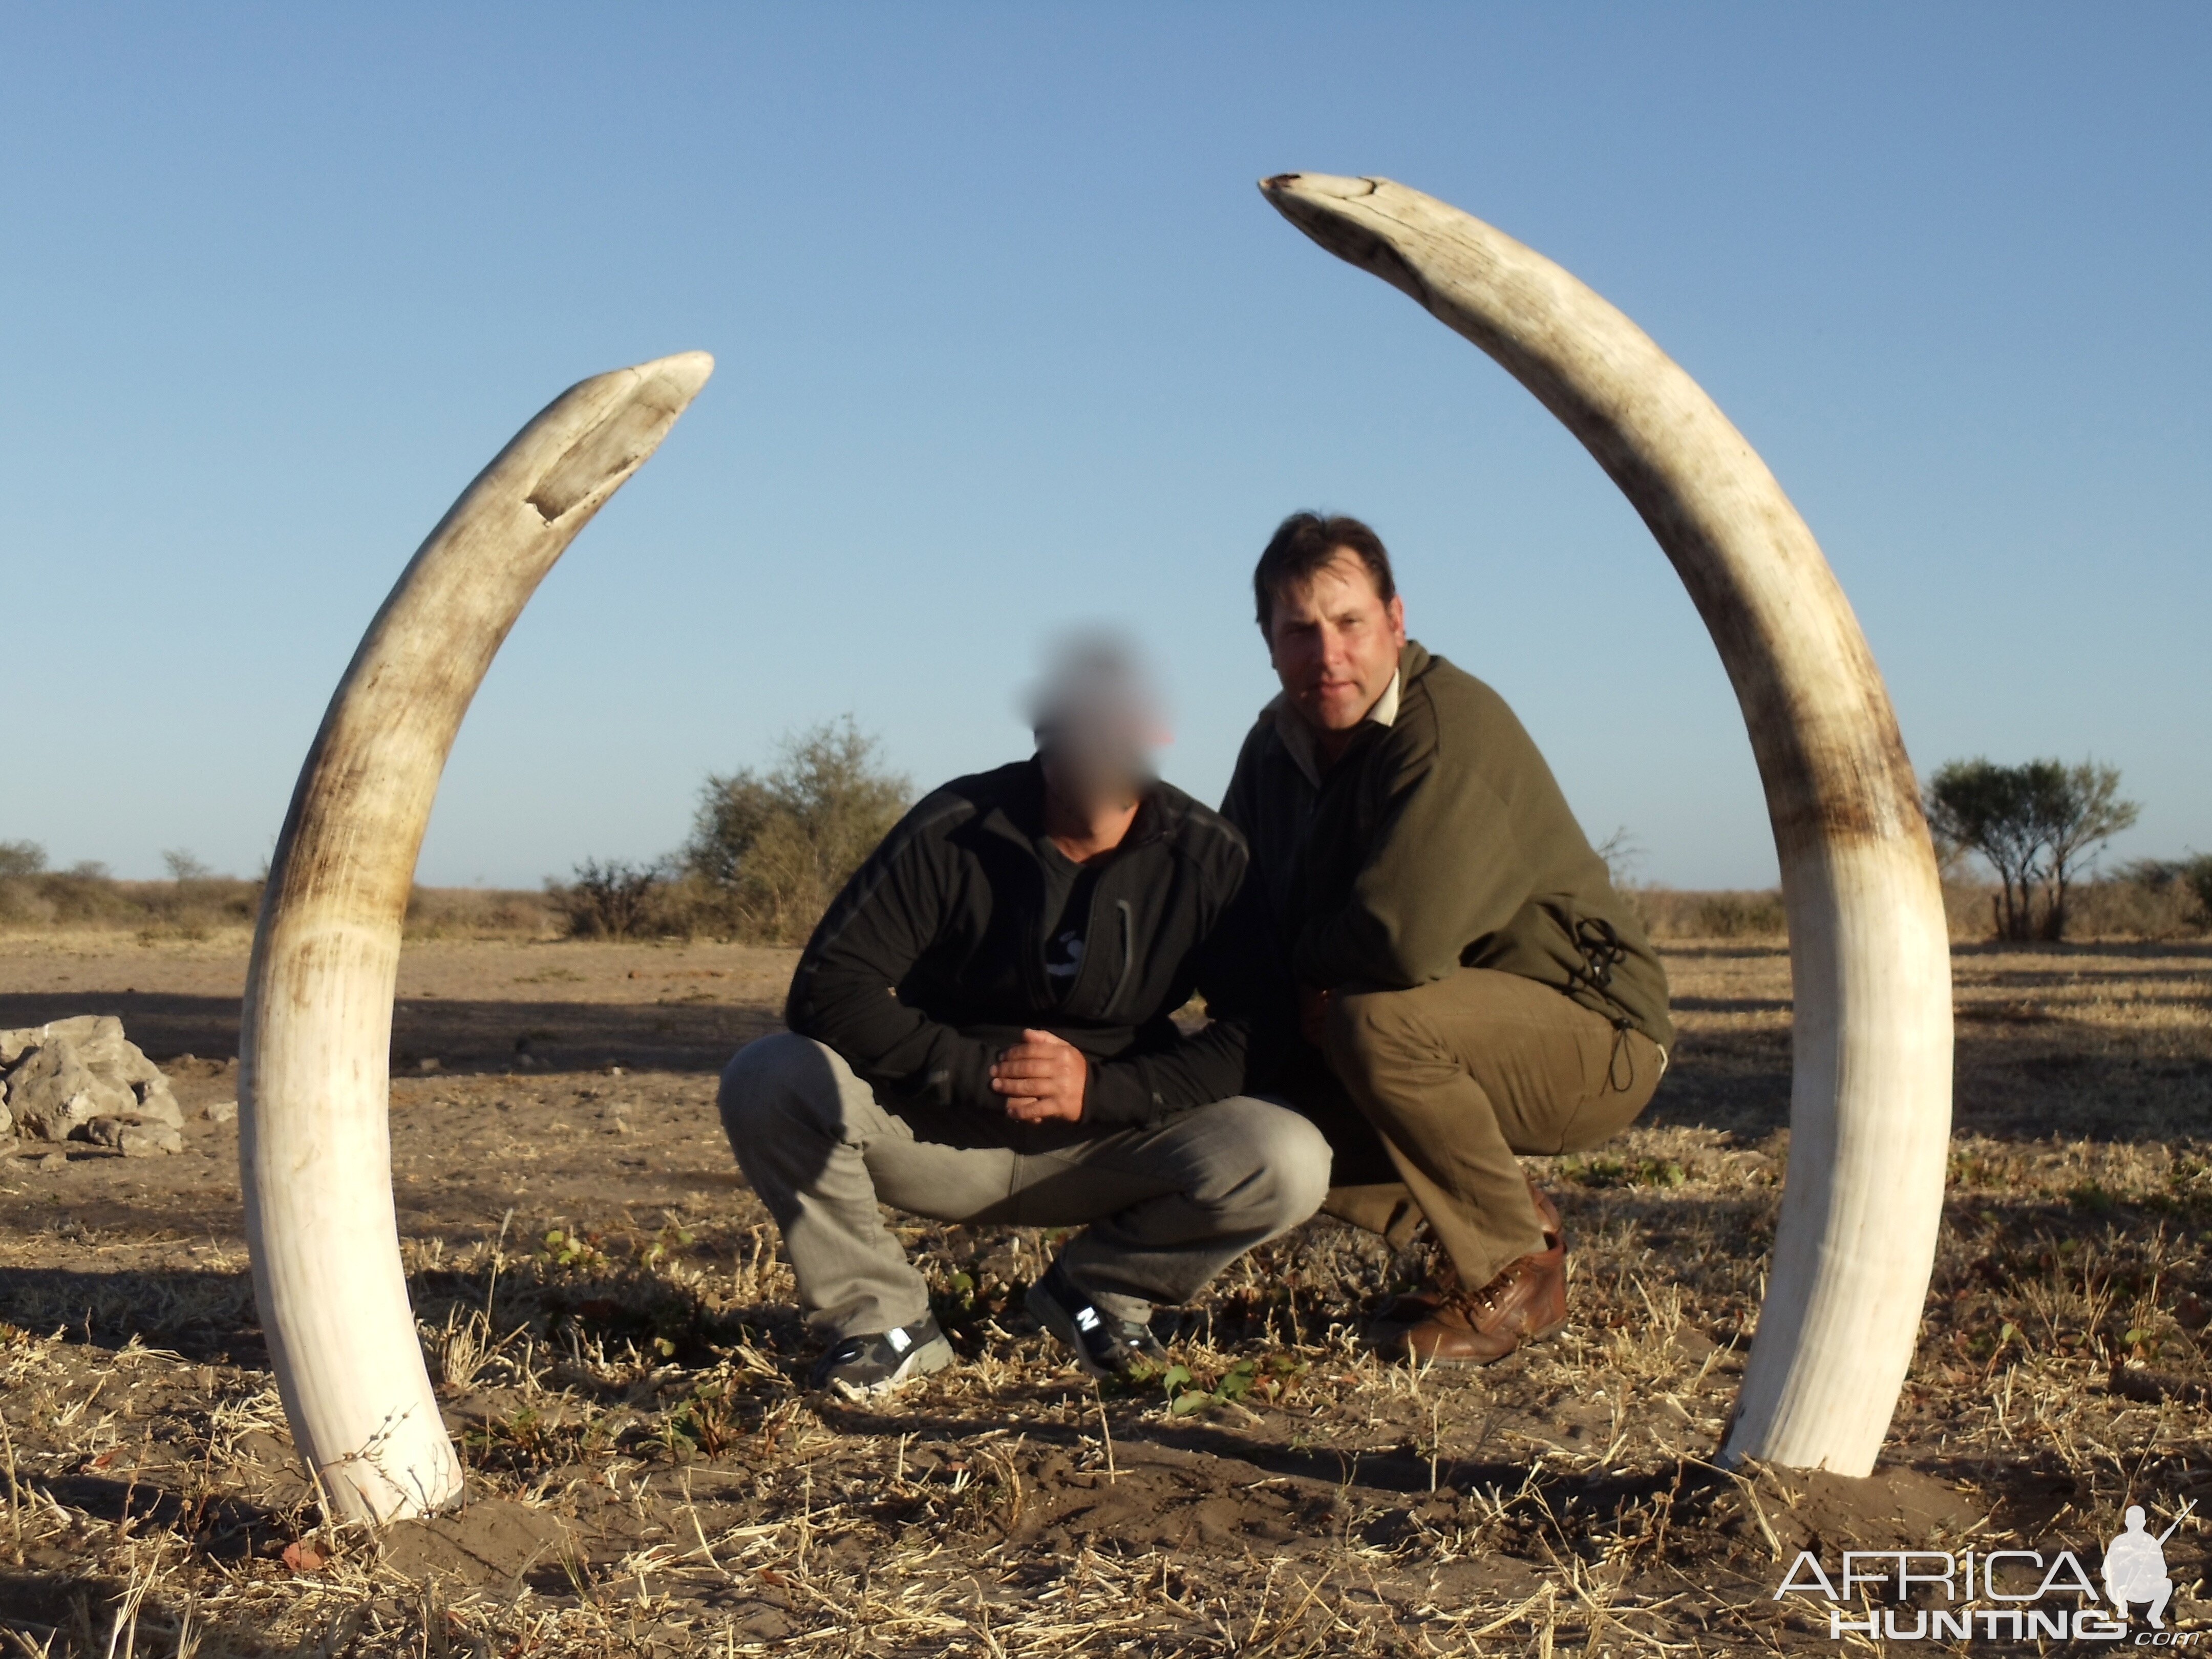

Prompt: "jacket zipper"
[1104,899,1137,1016]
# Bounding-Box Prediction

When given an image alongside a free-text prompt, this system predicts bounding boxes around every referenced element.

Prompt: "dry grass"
[1,939,2207,1653]
[1628,876,2209,945]
[0,879,557,944]
[7,873,2198,952]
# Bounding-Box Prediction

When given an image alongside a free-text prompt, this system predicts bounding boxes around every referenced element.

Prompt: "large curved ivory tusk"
[240,352,714,1522]
[1261,175,1952,1476]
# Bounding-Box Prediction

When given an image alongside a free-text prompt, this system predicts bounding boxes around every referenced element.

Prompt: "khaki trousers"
[1314,969,1664,1289]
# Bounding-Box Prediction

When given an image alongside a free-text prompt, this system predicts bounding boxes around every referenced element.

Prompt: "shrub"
[2132,854,2212,925]
[2073,857,2212,940]
[1692,891,1788,938]
[637,871,740,942]
[682,718,911,945]
[402,885,560,941]
[2189,855,2212,920]
[0,867,262,934]
[549,858,667,941]
[0,858,553,939]
[162,848,214,883]
[1630,887,1789,941]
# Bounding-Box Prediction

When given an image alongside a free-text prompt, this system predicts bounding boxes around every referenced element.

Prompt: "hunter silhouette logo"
[2106,1505,2180,1629]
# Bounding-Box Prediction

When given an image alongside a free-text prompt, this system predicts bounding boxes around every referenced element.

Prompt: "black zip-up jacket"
[785,760,1288,1128]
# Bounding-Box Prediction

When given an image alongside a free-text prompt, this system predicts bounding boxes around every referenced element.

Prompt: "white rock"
[82,1116,181,1156]
[119,1122,182,1157]
[205,1099,238,1125]
[133,1076,184,1129]
[5,1044,132,1140]
[3,1016,183,1141]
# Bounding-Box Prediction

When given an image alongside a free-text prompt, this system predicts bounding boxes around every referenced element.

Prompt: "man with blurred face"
[718,639,1328,1400]
[1222,513,1673,1366]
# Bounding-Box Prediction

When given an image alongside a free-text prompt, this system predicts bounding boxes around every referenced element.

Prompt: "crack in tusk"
[526,371,697,523]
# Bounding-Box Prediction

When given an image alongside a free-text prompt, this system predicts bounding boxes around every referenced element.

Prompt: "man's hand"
[1298,985,1334,1049]
[991,1028,1089,1122]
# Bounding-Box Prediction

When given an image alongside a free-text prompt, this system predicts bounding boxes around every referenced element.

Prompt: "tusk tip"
[1259,175,1423,304]
[1260,173,1379,204]
[637,349,716,398]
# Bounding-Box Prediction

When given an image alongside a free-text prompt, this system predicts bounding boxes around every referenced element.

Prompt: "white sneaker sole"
[824,1335,955,1402]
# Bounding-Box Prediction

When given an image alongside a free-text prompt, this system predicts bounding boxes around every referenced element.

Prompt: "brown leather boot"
[1375,1172,1563,1325]
[1374,1257,1456,1326]
[1396,1232,1568,1366]
[1525,1175,1563,1246]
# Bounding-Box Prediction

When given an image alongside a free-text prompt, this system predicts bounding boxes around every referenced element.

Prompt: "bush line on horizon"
[5,744,2206,947]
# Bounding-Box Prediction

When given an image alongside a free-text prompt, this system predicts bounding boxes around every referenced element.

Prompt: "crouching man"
[720,646,1330,1400]
[1223,514,1674,1367]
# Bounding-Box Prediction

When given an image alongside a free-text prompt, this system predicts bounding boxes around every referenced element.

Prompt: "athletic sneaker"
[1025,1259,1170,1380]
[809,1314,954,1401]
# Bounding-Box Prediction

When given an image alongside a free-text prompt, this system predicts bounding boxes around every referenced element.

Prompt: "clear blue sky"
[4,6,2205,889]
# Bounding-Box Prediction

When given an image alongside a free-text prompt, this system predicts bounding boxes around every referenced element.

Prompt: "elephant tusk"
[1260,174,1952,1476]
[239,351,714,1522]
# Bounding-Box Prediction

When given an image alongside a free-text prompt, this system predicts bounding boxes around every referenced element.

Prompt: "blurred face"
[1031,635,1163,814]
[1264,550,1407,735]
[1037,718,1151,810]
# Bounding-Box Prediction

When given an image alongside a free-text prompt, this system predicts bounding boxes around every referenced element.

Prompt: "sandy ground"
[0,934,792,1259]
[1,930,2207,1653]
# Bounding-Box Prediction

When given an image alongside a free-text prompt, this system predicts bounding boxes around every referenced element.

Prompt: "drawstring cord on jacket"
[1563,915,1658,1093]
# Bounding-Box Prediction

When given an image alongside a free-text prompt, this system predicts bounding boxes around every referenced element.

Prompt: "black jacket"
[785,760,1287,1128]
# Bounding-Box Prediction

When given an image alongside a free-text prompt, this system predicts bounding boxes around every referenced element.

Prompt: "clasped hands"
[992,986,1335,1121]
[990,1028,1089,1122]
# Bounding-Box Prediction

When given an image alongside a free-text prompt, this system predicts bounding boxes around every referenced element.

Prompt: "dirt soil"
[1,931,2207,1654]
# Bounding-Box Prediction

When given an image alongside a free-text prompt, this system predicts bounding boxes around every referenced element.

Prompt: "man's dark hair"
[1253,512,1396,634]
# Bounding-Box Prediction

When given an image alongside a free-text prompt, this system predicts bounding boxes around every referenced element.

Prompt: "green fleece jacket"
[1221,642,1673,1049]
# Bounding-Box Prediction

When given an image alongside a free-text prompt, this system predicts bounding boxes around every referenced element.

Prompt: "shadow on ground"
[0,991,780,1075]
[0,1266,263,1363]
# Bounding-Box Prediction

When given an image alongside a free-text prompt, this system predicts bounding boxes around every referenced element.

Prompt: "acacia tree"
[1926,760,2049,941]
[162,848,212,884]
[2032,760,2139,941]
[1925,758,2138,942]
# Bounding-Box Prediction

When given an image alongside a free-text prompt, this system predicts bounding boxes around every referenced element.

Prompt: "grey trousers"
[718,1032,1333,1338]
